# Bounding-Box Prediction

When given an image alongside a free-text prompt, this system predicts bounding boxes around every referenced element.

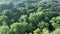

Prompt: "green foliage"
[29,12,45,24]
[19,15,27,22]
[51,16,60,24]
[34,28,42,34]
[0,15,8,25]
[0,26,9,34]
[51,29,60,34]
[38,21,48,29]
[10,22,28,34]
[0,0,60,34]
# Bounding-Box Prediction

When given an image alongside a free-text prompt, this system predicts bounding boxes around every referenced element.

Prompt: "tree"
[29,11,45,26]
[50,16,60,24]
[38,21,48,33]
[2,9,13,19]
[2,10,14,26]
[26,23,36,34]
[0,15,8,25]
[10,22,28,34]
[19,15,28,22]
[0,2,14,12]
[50,29,60,34]
[34,28,42,34]
[0,26,9,34]
[50,16,60,28]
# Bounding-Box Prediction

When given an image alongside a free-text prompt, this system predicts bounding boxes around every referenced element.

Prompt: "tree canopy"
[0,0,60,34]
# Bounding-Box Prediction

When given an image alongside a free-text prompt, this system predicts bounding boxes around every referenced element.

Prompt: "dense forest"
[0,0,60,34]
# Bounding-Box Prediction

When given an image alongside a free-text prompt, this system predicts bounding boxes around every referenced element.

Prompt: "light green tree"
[0,26,9,34]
